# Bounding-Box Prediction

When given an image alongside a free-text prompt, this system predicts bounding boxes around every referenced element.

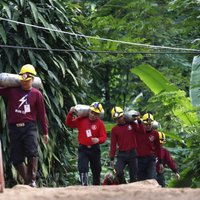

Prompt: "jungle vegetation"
[0,0,200,188]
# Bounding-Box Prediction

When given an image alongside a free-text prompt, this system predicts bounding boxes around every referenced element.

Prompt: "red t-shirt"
[0,86,48,135]
[65,112,107,146]
[156,147,178,173]
[110,122,145,160]
[136,129,162,160]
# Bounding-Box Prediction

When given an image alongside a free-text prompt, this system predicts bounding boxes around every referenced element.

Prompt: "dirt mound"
[1,179,200,200]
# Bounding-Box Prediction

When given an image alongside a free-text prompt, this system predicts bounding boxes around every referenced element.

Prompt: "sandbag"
[0,73,42,89]
[74,104,90,117]
[124,110,140,123]
[74,104,104,118]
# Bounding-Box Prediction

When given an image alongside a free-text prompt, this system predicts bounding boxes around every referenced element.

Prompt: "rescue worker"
[156,132,180,187]
[109,107,145,184]
[65,102,107,186]
[102,169,119,185]
[0,64,49,187]
[136,113,163,181]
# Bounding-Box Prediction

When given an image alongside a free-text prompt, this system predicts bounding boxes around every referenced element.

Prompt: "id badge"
[24,104,31,113]
[86,129,92,137]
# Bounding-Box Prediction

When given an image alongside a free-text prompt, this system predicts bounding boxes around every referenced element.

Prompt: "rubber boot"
[92,173,100,185]
[116,173,127,184]
[27,157,38,187]
[15,163,28,184]
[80,173,88,186]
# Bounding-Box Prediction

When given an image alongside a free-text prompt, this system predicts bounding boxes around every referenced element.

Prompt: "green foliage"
[190,56,200,113]
[131,64,198,126]
[0,0,94,187]
[131,62,200,187]
[131,64,178,94]
[0,0,200,188]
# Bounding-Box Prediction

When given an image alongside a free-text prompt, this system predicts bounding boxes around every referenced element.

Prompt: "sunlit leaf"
[131,64,178,94]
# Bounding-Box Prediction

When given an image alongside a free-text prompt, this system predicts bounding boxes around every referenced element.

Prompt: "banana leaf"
[131,64,198,126]
[190,56,200,111]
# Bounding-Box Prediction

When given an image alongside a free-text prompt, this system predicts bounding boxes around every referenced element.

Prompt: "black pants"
[157,172,166,187]
[78,144,101,185]
[9,122,38,166]
[115,149,138,183]
[137,156,156,181]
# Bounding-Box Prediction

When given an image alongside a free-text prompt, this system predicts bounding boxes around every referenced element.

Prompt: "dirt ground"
[1,179,200,200]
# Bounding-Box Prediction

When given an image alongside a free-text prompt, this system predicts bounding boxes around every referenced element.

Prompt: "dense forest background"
[0,0,200,188]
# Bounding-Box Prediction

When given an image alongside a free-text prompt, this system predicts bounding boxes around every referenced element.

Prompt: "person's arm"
[132,119,146,135]
[164,148,180,180]
[65,107,79,128]
[37,91,48,136]
[35,90,49,144]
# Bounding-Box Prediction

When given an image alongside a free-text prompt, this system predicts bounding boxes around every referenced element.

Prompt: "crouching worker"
[102,169,119,185]
[65,102,107,186]
[156,132,180,187]
[0,64,49,187]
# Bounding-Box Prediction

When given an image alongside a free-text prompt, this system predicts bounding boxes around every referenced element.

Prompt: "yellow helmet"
[142,113,154,123]
[90,102,103,114]
[19,64,37,81]
[111,106,124,119]
[158,132,166,143]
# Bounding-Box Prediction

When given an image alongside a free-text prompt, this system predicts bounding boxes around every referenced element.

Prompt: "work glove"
[174,172,180,180]
[158,163,164,173]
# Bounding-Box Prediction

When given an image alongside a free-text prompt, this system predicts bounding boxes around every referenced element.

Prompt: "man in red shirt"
[0,64,49,187]
[65,102,107,186]
[110,107,144,184]
[156,132,180,187]
[136,113,163,181]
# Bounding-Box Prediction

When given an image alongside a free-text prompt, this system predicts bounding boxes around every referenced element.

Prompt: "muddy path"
[1,179,200,200]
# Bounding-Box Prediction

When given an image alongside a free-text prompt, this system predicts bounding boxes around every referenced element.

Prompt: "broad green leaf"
[24,18,38,46]
[42,89,52,109]
[20,0,25,7]
[190,56,200,109]
[57,92,64,108]
[66,68,79,86]
[131,64,198,126]
[2,3,11,18]
[131,64,178,94]
[52,56,66,77]
[0,24,7,44]
[38,36,52,51]
[28,50,36,66]
[172,91,198,126]
[3,48,13,66]
[29,2,38,23]
[41,163,48,178]
[0,98,6,127]
[38,13,56,40]
[35,54,49,71]
[69,91,78,105]
[48,70,60,84]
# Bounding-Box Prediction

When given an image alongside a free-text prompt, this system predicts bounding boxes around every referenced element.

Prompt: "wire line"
[0,44,199,54]
[0,17,200,52]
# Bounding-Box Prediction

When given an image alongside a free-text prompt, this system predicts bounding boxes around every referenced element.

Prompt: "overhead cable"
[0,17,200,53]
[0,44,199,54]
